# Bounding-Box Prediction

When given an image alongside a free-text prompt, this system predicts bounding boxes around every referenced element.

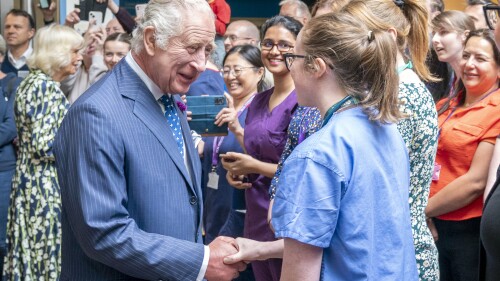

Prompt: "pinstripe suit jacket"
[54,59,205,281]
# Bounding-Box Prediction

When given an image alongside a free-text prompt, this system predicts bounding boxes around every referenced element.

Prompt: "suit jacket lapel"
[173,96,201,197]
[118,61,195,193]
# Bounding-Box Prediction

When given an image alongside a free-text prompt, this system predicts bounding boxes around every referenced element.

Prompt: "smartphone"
[186,96,228,136]
[39,0,50,9]
[89,11,103,26]
[79,0,107,21]
[135,4,147,18]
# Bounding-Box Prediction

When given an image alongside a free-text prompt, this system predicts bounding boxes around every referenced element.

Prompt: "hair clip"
[367,30,374,42]
[393,0,404,9]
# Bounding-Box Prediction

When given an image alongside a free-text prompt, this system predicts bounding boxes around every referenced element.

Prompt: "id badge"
[207,171,219,190]
[432,163,441,182]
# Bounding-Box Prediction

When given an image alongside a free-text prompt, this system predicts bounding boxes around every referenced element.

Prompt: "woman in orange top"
[426,29,500,281]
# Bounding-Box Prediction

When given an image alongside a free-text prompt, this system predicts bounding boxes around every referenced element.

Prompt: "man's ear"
[28,28,35,40]
[143,26,156,56]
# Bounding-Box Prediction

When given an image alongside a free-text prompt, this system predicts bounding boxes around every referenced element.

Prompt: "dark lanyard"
[321,95,354,128]
[211,94,255,167]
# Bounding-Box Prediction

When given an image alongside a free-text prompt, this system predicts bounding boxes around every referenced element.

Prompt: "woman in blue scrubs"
[271,12,418,280]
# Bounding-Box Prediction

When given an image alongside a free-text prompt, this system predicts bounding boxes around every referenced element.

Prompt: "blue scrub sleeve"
[271,155,345,248]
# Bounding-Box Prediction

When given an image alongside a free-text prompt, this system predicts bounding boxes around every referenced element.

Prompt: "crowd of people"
[1,0,500,280]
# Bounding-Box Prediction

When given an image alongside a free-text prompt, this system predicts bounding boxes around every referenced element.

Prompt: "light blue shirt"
[272,107,418,280]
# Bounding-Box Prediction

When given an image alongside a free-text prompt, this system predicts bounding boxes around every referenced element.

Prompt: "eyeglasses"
[283,53,306,71]
[483,4,500,30]
[222,66,257,77]
[260,40,294,52]
[223,34,253,43]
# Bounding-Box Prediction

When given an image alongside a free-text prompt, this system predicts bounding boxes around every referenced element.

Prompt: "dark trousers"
[434,217,481,281]
[0,169,14,273]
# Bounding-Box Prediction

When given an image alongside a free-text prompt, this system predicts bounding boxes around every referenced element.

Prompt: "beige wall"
[444,0,498,11]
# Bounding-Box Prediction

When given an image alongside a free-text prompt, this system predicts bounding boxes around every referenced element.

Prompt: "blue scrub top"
[272,106,418,281]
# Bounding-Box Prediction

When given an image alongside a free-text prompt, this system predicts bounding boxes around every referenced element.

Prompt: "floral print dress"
[397,82,439,280]
[3,69,69,281]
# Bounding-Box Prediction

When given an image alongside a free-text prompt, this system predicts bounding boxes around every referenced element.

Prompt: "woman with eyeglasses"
[218,15,302,281]
[202,44,264,246]
[271,12,418,280]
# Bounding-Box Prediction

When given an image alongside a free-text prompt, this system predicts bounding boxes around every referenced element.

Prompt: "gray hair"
[131,0,213,53]
[279,0,311,19]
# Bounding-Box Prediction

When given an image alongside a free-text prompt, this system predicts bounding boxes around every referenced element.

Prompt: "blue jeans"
[0,169,14,272]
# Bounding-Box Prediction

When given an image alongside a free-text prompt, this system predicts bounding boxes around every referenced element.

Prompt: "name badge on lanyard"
[432,163,441,182]
[207,166,219,190]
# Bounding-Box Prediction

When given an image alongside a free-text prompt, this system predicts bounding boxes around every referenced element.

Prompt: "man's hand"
[205,236,247,281]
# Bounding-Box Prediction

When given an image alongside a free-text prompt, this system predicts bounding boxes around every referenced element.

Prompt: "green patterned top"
[397,81,439,281]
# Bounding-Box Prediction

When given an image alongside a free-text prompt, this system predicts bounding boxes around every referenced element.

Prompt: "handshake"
[206,236,277,281]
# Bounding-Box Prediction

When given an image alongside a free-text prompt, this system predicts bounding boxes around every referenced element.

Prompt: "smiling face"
[223,52,263,101]
[432,29,466,63]
[144,10,215,94]
[261,25,296,76]
[57,48,83,81]
[104,40,130,70]
[460,36,500,97]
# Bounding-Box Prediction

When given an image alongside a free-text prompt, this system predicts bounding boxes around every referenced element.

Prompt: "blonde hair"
[302,12,402,123]
[27,24,83,77]
[340,0,436,82]
[131,0,213,53]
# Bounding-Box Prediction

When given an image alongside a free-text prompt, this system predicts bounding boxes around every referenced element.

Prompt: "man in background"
[465,0,492,29]
[279,0,311,25]
[1,9,35,77]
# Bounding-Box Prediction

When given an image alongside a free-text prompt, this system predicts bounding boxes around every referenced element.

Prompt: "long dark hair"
[223,44,266,92]
[438,29,500,115]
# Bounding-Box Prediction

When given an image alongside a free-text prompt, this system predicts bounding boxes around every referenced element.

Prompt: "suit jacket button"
[190,196,197,205]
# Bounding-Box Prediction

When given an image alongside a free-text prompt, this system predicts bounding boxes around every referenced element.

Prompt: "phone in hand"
[219,154,235,163]
[89,11,103,26]
[39,0,50,9]
[135,4,147,18]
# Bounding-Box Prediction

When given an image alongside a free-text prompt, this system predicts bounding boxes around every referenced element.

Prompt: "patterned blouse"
[397,82,439,281]
[269,106,322,198]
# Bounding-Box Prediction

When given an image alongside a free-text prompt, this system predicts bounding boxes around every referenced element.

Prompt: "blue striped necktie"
[160,95,185,157]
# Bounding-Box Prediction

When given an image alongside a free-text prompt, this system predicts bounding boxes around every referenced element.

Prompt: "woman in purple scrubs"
[219,16,303,281]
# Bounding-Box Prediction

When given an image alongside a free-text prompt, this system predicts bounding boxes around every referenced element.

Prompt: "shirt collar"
[125,52,165,101]
[7,46,33,68]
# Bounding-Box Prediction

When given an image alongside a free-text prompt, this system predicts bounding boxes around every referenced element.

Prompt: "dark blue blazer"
[54,59,205,281]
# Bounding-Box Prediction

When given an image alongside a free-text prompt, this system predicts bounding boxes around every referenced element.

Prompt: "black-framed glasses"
[260,40,294,52]
[483,4,500,30]
[223,34,253,43]
[222,66,257,77]
[283,53,306,71]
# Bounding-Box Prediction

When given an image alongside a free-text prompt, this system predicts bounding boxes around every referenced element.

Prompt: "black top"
[480,157,500,281]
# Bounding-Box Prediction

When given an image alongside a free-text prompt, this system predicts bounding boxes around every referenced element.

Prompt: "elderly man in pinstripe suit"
[53,0,246,280]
